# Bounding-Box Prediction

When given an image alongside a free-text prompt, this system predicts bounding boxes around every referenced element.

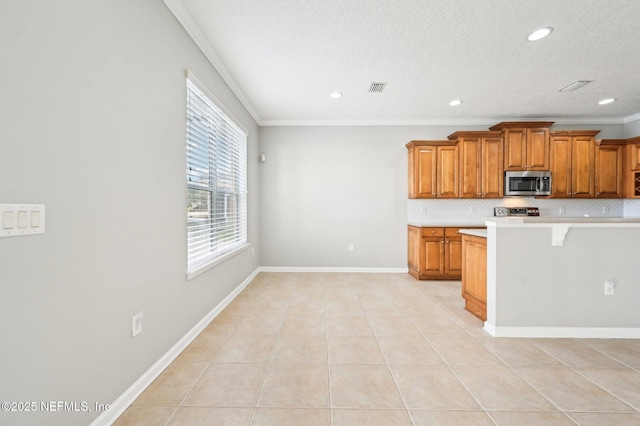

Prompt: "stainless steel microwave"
[504,171,551,196]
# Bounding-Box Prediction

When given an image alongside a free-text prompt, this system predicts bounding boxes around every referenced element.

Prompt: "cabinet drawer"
[420,227,444,237]
[445,227,464,237]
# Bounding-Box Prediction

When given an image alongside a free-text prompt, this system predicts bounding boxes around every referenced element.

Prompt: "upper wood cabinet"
[406,141,459,198]
[448,131,503,198]
[628,136,640,171]
[490,122,553,171]
[626,136,640,198]
[549,131,599,198]
[595,140,625,198]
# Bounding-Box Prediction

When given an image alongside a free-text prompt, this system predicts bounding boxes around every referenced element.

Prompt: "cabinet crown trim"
[447,130,502,140]
[549,130,600,137]
[406,140,457,149]
[489,121,554,130]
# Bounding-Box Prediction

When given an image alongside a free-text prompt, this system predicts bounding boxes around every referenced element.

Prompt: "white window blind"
[186,75,247,275]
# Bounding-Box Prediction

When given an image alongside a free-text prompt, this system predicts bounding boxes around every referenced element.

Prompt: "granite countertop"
[407,222,486,228]
[458,229,487,238]
[485,216,640,225]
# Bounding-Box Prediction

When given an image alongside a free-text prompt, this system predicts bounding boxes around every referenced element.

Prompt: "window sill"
[186,243,251,280]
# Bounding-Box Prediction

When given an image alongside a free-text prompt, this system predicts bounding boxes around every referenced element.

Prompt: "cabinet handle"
[446,241,449,244]
[431,231,436,234]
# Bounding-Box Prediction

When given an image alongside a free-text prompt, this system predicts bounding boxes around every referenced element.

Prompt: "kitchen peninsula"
[474,217,640,338]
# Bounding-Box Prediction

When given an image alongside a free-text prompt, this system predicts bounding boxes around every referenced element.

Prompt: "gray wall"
[493,226,640,328]
[0,1,259,425]
[625,118,640,138]
[258,124,485,268]
[258,123,627,268]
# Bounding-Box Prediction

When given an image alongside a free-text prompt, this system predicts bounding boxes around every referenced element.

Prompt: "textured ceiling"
[165,0,640,125]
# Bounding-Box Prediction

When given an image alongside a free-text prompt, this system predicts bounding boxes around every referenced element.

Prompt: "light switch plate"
[0,204,45,237]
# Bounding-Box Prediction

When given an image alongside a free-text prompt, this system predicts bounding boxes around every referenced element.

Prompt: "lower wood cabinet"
[461,234,487,321]
[408,226,480,280]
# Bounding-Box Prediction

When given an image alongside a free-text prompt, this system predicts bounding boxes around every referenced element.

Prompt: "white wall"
[0,1,259,425]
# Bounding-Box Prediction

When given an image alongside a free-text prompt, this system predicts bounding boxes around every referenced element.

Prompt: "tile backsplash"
[407,198,640,223]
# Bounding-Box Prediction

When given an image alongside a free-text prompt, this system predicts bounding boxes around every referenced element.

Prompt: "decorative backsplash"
[407,198,640,223]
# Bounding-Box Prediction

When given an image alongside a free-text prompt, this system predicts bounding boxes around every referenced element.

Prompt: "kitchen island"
[481,217,640,338]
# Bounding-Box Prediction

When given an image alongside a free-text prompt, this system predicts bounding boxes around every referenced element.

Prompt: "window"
[186,73,247,277]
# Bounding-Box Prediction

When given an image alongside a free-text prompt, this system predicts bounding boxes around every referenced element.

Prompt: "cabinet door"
[444,229,463,277]
[459,137,482,198]
[407,226,420,278]
[527,128,550,170]
[437,146,459,198]
[461,235,487,320]
[595,144,623,198]
[550,136,572,198]
[413,147,438,198]
[504,128,527,170]
[421,236,445,276]
[482,136,504,198]
[630,142,640,171]
[572,136,595,198]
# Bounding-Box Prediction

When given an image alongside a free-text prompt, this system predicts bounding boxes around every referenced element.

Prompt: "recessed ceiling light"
[528,27,553,41]
[598,98,615,105]
[449,99,462,106]
[330,92,342,99]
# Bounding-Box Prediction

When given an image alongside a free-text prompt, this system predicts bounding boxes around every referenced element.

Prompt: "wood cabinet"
[549,131,599,198]
[595,140,624,198]
[449,131,504,198]
[489,122,553,171]
[461,234,487,321]
[406,141,459,199]
[626,136,640,198]
[408,226,480,280]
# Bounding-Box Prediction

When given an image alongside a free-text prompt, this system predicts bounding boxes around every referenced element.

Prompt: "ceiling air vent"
[558,80,592,92]
[369,82,387,93]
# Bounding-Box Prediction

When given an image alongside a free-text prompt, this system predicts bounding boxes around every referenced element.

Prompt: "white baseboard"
[90,267,260,426]
[259,266,409,273]
[485,324,640,338]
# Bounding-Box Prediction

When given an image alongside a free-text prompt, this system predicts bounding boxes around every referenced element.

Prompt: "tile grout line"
[360,287,417,426]
[397,286,498,425]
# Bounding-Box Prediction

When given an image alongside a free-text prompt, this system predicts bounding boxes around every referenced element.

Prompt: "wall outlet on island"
[348,244,354,253]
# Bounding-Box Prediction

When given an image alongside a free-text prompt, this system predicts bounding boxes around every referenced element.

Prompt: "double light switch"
[1,204,45,237]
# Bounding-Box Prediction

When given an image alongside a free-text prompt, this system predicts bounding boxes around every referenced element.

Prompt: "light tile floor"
[114,272,640,425]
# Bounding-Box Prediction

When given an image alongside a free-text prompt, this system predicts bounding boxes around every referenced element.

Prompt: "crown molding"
[163,1,640,129]
[624,112,640,124]
[260,116,633,127]
[162,0,263,125]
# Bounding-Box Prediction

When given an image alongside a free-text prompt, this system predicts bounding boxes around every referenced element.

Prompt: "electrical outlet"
[603,205,610,214]
[604,281,615,296]
[132,310,144,337]
[558,207,565,215]
[348,244,354,252]
[420,207,426,215]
